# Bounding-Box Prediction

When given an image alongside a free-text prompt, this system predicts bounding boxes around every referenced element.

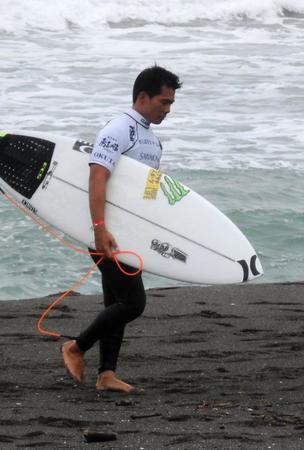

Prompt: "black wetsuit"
[76,255,146,373]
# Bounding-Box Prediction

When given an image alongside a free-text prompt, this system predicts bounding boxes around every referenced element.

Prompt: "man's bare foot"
[96,370,144,393]
[60,340,84,384]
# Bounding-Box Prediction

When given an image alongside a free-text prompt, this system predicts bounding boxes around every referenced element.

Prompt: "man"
[61,65,182,393]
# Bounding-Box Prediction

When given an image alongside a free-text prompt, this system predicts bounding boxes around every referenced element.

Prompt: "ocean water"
[0,0,303,300]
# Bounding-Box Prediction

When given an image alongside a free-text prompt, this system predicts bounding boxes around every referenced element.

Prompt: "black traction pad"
[0,134,55,199]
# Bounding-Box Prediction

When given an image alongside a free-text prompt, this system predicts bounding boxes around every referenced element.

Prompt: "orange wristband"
[93,220,105,228]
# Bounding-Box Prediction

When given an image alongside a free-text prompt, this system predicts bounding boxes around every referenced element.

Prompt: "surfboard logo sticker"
[73,140,93,154]
[237,255,261,282]
[42,161,58,190]
[143,169,162,200]
[160,176,190,205]
[151,239,188,263]
[36,161,48,180]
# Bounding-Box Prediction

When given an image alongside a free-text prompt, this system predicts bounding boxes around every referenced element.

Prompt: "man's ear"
[137,91,149,102]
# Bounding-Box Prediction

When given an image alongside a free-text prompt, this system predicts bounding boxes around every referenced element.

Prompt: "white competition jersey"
[90,108,162,172]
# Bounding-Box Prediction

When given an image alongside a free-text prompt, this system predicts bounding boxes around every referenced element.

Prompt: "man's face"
[140,85,175,124]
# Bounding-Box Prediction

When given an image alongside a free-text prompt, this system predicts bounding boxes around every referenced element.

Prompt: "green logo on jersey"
[160,175,190,205]
[0,131,7,138]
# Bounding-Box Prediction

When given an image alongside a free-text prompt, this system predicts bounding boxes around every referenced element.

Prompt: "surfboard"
[0,131,263,284]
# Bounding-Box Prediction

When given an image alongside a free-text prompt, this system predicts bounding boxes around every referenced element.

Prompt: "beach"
[1,283,304,449]
[1,3,303,448]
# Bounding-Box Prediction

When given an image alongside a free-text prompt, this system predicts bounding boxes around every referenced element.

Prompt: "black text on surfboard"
[21,199,37,215]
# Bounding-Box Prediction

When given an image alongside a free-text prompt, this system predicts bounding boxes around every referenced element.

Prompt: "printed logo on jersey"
[139,152,160,165]
[98,136,119,153]
[92,153,115,167]
[139,138,161,147]
[140,117,150,128]
[160,176,190,205]
[129,126,136,142]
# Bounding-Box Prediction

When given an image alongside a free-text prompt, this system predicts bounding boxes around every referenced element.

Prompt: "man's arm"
[89,164,118,258]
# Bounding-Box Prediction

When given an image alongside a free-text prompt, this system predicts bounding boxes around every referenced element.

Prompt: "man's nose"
[164,104,171,113]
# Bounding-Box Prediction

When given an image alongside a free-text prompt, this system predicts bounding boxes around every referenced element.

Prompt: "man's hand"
[94,226,118,259]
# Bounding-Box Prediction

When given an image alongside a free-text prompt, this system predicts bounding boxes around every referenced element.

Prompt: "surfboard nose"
[251,254,264,279]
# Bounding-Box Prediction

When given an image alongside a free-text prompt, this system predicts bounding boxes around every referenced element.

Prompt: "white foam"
[1,0,304,33]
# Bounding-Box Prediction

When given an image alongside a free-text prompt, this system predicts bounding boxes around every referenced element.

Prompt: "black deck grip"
[0,134,55,199]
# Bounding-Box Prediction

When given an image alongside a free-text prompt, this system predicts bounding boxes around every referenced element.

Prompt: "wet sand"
[0,283,304,450]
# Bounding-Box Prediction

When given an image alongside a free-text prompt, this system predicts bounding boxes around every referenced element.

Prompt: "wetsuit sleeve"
[89,119,129,173]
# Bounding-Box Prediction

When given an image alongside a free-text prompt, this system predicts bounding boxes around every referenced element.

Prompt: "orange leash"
[36,257,103,339]
[3,192,143,339]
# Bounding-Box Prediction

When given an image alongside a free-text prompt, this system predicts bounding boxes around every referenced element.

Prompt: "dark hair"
[133,65,182,103]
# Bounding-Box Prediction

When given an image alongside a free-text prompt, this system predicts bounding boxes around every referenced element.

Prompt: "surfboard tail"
[0,132,55,199]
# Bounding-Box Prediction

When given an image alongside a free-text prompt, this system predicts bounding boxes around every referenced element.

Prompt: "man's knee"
[127,293,146,320]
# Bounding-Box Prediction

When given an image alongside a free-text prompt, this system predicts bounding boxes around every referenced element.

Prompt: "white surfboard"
[0,131,263,284]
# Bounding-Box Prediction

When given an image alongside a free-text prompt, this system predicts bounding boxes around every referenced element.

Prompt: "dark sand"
[1,283,304,450]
